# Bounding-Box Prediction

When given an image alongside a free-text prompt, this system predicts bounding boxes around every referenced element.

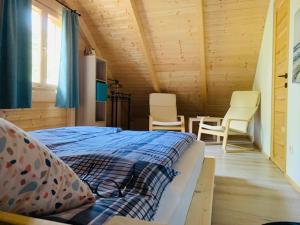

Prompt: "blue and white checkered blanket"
[30,127,196,224]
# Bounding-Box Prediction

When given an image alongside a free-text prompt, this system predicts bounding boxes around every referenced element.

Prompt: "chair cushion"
[152,120,182,126]
[150,93,176,106]
[220,91,260,133]
[221,107,254,133]
[149,93,178,122]
[0,118,95,216]
[230,91,260,108]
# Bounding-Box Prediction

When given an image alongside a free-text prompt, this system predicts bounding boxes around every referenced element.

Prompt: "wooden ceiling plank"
[125,0,161,92]
[199,0,208,112]
[63,0,102,57]
[63,0,113,77]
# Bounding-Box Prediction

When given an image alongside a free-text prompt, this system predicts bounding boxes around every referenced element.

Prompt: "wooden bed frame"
[0,157,215,225]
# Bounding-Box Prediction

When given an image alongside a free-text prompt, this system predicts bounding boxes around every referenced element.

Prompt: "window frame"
[32,0,62,90]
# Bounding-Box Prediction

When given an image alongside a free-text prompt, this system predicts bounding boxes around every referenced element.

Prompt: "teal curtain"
[56,9,79,108]
[0,0,32,109]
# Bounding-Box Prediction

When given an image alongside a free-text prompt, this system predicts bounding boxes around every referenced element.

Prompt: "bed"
[0,126,214,225]
[154,141,205,225]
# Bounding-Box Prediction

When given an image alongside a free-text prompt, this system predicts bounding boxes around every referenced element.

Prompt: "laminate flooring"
[205,145,300,225]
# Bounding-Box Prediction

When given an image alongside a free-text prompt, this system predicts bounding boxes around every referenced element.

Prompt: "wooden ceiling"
[69,0,269,129]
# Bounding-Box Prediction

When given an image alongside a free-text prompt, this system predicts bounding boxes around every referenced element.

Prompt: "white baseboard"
[286,174,300,193]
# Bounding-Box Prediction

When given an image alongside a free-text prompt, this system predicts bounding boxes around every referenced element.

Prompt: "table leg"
[217,120,221,143]
[189,119,193,133]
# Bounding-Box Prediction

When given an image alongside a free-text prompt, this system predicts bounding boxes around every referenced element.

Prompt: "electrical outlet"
[289,145,294,154]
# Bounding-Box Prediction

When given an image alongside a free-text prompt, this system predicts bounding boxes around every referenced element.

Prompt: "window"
[47,15,61,85]
[32,6,42,83]
[32,3,61,87]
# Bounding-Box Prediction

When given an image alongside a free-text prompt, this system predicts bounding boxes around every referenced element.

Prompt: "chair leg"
[197,118,205,141]
[197,128,202,141]
[149,116,153,131]
[222,123,230,152]
[216,120,221,143]
[222,134,228,152]
[179,116,185,133]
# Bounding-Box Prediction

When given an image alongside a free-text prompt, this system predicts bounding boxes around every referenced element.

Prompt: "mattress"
[153,141,205,225]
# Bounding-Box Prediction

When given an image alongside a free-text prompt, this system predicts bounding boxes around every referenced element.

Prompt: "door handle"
[278,73,288,79]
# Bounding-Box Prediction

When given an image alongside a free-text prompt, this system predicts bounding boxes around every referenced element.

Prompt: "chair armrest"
[198,117,223,131]
[197,116,223,121]
[199,116,223,126]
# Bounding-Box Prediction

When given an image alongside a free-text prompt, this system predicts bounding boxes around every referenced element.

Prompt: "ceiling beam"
[125,0,161,92]
[199,0,208,112]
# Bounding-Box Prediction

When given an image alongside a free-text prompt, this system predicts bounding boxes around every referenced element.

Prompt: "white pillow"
[0,118,95,216]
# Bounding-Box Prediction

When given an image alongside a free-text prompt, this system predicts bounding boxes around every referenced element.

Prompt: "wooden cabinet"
[76,53,108,126]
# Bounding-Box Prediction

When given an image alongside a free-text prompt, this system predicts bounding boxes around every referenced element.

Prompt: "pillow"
[0,118,95,216]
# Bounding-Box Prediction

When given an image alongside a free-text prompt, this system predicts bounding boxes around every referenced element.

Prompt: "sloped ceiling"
[72,0,269,130]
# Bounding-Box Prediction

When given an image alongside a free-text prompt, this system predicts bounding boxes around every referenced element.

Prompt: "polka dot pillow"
[0,118,95,216]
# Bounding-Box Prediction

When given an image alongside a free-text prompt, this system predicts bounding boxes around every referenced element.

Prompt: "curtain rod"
[55,0,81,16]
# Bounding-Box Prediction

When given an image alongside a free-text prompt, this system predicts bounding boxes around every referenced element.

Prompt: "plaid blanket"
[30,126,121,148]
[30,128,196,224]
[43,161,176,224]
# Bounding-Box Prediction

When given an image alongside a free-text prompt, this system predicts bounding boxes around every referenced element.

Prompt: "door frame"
[270,0,290,173]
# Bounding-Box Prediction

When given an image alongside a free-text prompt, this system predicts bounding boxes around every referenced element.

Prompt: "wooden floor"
[205,145,300,225]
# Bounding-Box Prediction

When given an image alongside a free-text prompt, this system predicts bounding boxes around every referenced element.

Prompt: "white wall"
[252,0,274,157]
[253,0,300,187]
[286,0,300,187]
